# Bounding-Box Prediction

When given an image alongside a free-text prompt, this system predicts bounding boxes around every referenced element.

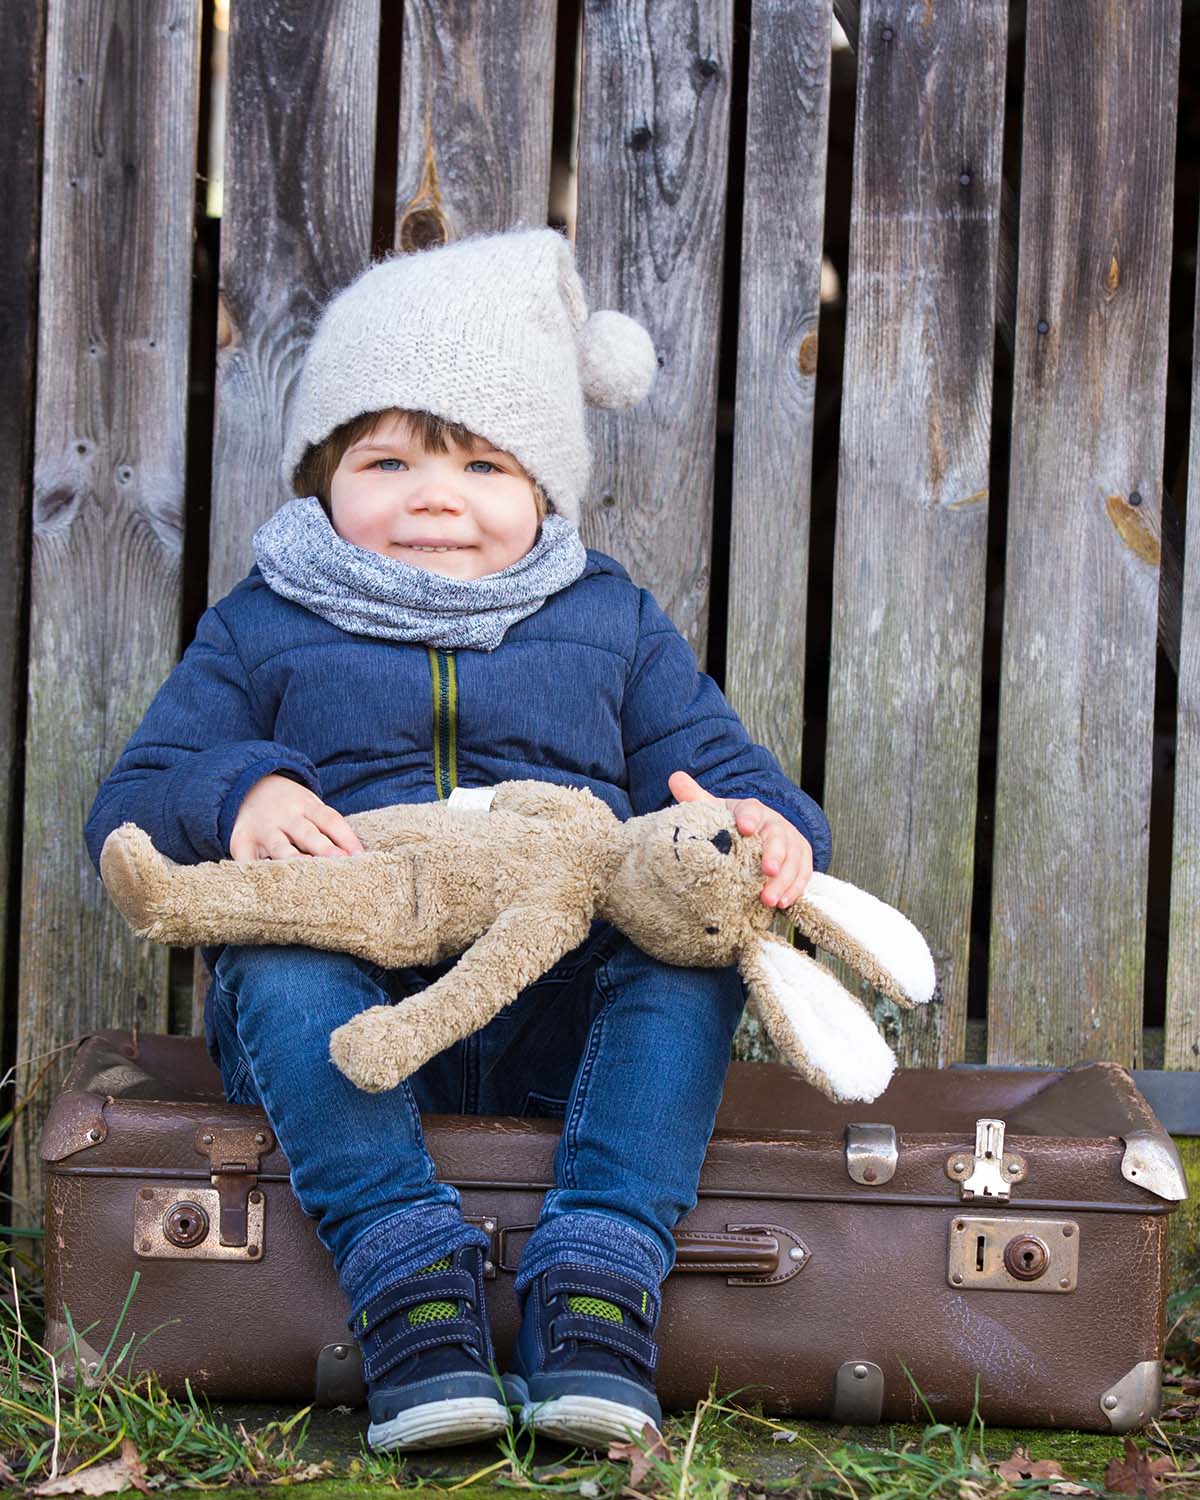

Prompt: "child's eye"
[373,458,405,472]
[466,460,498,474]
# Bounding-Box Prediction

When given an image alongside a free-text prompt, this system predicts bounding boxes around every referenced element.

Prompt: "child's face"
[328,412,541,580]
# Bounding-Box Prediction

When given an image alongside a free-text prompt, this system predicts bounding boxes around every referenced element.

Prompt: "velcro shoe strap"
[360,1314,484,1382]
[544,1267,654,1325]
[550,1313,660,1372]
[354,1269,477,1337]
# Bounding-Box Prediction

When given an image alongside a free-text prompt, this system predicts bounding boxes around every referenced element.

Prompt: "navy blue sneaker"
[504,1265,663,1447]
[352,1245,508,1451]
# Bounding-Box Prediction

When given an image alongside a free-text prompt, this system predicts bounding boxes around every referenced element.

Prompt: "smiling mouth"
[399,543,470,552]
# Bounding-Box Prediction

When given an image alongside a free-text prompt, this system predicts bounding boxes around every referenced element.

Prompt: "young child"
[85,229,831,1454]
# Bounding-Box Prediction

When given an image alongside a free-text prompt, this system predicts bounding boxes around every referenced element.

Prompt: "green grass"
[5,1288,1200,1500]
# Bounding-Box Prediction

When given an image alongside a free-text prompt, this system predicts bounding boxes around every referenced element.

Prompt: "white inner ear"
[756,938,896,1102]
[802,873,936,1004]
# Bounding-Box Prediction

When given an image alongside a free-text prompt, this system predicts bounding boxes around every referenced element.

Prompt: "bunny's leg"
[101,827,431,967]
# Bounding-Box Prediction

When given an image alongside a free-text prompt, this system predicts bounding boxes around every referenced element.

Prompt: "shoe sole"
[522,1394,661,1449]
[368,1396,509,1451]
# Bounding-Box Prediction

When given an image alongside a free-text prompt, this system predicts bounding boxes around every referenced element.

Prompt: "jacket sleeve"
[84,603,322,870]
[621,589,832,872]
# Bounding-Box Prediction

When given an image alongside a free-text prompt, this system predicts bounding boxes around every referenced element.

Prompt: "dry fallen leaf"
[1160,1401,1200,1422]
[268,1461,333,1484]
[771,1429,798,1444]
[1104,1437,1174,1495]
[31,1439,150,1497]
[607,1423,674,1491]
[1048,1484,1095,1496]
[995,1446,1068,1483]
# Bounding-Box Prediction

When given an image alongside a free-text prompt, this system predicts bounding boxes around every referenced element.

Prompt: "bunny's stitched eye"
[705,924,720,934]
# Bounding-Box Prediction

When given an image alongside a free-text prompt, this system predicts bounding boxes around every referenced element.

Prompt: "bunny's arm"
[330,900,596,1093]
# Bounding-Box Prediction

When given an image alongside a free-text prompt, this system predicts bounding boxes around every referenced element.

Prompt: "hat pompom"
[576,310,657,410]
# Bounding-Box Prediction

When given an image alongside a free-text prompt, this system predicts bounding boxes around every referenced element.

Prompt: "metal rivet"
[1062,1225,1074,1238]
[853,1364,869,1379]
[788,1246,804,1261]
[959,171,972,186]
[1007,1162,1021,1174]
[951,1273,964,1285]
[483,1260,495,1275]
[1059,1277,1071,1288]
[1129,491,1143,507]
[201,1133,214,1146]
[249,1191,262,1205]
[254,1132,266,1145]
[140,1188,154,1201]
[482,1219,496,1233]
[881,26,894,40]
[140,1240,152,1253]
[1037,319,1050,334]
[87,1128,102,1143]
[1103,1394,1119,1411]
[248,1244,260,1257]
[952,1160,966,1174]
[333,1345,348,1360]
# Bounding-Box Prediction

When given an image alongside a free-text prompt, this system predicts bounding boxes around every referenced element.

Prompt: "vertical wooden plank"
[989,0,1180,1066]
[395,0,557,248]
[207,0,380,603]
[1166,206,1200,1070]
[15,1,199,1218]
[822,0,1007,1065]
[574,0,733,658]
[0,0,46,1078]
[726,0,831,787]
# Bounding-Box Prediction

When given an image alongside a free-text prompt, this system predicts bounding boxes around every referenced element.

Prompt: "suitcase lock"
[193,1124,275,1248]
[945,1119,1027,1199]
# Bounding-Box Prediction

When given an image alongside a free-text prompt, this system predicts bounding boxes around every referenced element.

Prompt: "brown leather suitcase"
[41,1029,1185,1432]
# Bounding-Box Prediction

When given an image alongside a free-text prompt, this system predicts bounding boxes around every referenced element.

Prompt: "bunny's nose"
[710,829,733,855]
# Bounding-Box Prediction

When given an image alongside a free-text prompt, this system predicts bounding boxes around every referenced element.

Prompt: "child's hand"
[668,770,813,908]
[229,773,365,861]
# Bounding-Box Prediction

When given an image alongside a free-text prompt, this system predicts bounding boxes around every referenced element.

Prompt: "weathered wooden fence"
[4,0,1199,1221]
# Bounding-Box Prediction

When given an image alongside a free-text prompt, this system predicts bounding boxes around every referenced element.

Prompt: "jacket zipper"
[427,647,458,799]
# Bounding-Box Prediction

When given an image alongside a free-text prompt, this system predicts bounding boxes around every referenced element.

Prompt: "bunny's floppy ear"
[787,872,937,1009]
[735,873,936,1104]
[739,939,899,1103]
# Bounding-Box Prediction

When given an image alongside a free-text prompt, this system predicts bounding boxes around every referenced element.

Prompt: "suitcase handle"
[495,1221,808,1285]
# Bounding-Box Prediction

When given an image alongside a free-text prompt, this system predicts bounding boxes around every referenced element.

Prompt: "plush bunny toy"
[100,780,936,1103]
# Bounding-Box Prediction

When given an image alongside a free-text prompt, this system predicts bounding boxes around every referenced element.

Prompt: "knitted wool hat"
[281,228,658,525]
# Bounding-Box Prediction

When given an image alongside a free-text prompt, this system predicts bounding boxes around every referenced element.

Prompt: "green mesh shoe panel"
[566,1295,623,1323]
[408,1255,456,1326]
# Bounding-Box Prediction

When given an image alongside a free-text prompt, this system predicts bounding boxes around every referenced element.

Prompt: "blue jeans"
[206,924,745,1313]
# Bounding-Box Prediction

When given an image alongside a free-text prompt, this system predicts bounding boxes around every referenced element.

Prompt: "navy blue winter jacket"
[85,550,831,874]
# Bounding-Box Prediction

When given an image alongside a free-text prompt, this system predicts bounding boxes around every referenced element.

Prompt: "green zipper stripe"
[427,647,458,800]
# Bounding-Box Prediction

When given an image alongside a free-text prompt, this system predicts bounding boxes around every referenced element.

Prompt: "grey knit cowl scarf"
[253,496,588,652]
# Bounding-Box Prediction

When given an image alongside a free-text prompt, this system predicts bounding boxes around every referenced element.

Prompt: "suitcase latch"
[194,1124,275,1247]
[946,1118,1026,1200]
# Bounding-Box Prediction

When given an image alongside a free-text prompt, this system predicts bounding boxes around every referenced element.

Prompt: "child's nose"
[409,478,464,513]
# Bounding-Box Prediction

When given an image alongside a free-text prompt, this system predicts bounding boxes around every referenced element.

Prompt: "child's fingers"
[668,770,720,804]
[313,806,365,855]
